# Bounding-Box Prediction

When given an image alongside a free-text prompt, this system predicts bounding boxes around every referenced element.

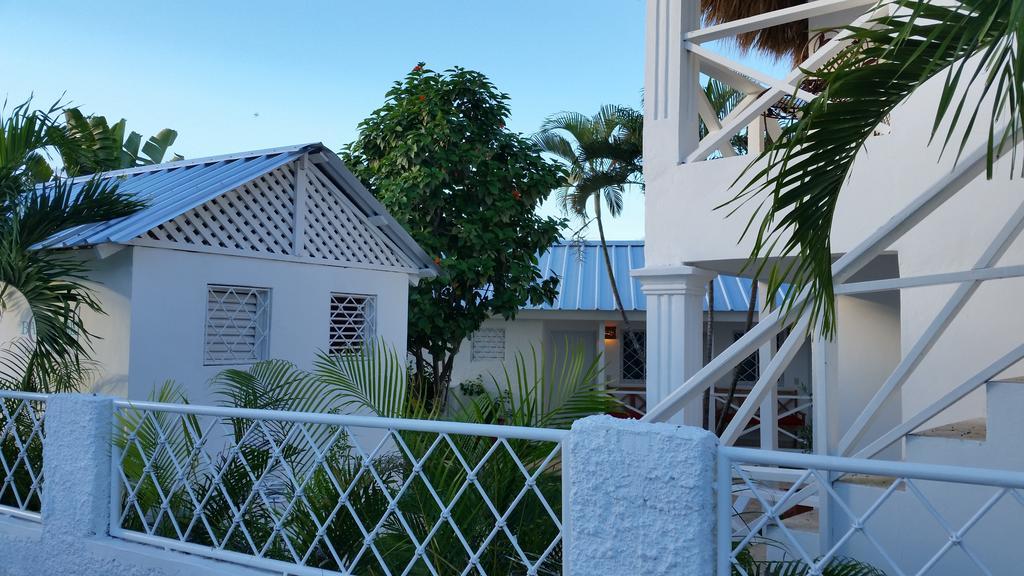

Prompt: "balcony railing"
[0,390,46,521]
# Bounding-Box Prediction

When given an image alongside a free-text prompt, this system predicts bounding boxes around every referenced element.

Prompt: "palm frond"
[730,0,1024,336]
[312,339,414,419]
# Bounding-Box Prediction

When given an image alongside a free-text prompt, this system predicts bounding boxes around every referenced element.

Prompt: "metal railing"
[0,390,46,521]
[710,390,812,450]
[718,447,1024,575]
[110,400,566,576]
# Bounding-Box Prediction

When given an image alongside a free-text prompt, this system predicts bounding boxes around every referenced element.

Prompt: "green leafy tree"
[343,64,565,407]
[732,0,1024,335]
[59,109,181,176]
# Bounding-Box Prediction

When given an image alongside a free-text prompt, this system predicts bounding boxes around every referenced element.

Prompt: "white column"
[564,415,716,576]
[41,394,114,539]
[811,330,838,554]
[757,282,778,450]
[644,0,700,171]
[633,265,715,426]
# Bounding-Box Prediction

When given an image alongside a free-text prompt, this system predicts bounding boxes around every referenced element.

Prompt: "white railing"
[710,390,812,450]
[0,390,46,521]
[684,0,881,162]
[718,447,1024,575]
[644,121,1021,461]
[607,385,647,418]
[110,400,566,576]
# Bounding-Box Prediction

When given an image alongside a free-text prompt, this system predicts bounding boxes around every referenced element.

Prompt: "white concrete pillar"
[757,282,778,450]
[564,415,716,576]
[632,265,715,426]
[41,394,114,539]
[644,0,700,171]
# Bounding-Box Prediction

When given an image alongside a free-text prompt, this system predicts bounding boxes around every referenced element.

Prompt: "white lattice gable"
[138,156,418,271]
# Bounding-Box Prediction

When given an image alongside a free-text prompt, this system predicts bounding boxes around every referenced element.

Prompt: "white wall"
[79,248,134,395]
[121,246,410,404]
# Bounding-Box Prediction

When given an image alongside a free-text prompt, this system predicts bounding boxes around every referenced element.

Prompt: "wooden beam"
[292,154,308,256]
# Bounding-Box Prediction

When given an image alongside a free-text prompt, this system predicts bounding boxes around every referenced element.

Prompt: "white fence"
[0,390,45,522]
[109,400,566,576]
[719,447,1024,576]
[4,392,1021,575]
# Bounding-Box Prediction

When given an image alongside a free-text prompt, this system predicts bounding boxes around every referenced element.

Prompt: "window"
[734,331,760,384]
[621,330,646,381]
[329,294,376,354]
[471,328,506,361]
[205,285,271,365]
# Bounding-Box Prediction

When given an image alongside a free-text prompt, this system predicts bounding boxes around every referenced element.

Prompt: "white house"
[21,143,436,403]
[452,240,812,445]
[639,0,1024,571]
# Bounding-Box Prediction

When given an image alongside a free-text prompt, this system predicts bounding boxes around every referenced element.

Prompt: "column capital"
[632,265,715,296]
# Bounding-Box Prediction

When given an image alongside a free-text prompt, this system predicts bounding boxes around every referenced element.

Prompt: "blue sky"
[1,0,780,241]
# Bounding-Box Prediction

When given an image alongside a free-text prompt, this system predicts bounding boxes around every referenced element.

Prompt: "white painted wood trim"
[684,0,876,44]
[127,238,421,276]
[835,263,1024,295]
[292,153,308,256]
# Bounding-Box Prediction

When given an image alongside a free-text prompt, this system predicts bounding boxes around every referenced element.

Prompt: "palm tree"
[0,100,145,391]
[729,0,1023,336]
[534,105,644,348]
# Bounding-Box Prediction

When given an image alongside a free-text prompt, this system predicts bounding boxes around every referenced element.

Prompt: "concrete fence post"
[40,394,114,539]
[564,415,717,576]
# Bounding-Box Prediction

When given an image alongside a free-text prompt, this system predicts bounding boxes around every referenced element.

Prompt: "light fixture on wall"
[604,325,617,340]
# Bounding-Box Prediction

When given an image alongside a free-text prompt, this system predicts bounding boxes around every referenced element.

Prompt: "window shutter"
[329,294,376,354]
[471,328,506,361]
[204,285,271,365]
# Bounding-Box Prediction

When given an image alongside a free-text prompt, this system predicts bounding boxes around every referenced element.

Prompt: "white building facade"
[24,144,435,403]
[638,0,1024,571]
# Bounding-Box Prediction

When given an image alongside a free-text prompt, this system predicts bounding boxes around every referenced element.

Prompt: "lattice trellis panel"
[329,293,376,354]
[0,393,45,518]
[145,164,297,255]
[205,285,271,365]
[140,159,417,270]
[300,164,411,268]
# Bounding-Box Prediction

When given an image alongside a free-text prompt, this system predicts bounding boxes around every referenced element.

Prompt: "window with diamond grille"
[204,285,271,365]
[734,330,760,383]
[621,329,646,381]
[329,294,376,354]
[471,328,506,361]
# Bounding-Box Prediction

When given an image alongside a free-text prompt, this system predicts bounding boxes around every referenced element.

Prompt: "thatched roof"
[701,0,810,63]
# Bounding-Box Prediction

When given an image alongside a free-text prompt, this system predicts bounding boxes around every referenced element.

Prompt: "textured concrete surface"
[565,415,717,576]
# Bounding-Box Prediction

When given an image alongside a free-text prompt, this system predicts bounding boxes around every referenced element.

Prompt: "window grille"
[329,294,376,354]
[734,330,760,383]
[471,328,506,361]
[621,329,646,381]
[204,285,271,365]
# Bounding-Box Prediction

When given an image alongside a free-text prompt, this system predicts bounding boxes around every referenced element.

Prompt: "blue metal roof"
[527,240,768,313]
[35,143,438,274]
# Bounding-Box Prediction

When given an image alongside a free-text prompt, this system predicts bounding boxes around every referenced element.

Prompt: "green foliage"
[0,100,146,392]
[731,0,1024,336]
[734,556,886,576]
[118,341,615,574]
[342,64,565,407]
[61,109,182,175]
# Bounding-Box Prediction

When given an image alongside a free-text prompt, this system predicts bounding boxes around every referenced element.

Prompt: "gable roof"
[528,240,777,313]
[37,143,437,276]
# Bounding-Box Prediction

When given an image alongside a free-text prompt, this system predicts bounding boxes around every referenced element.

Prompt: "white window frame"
[204,284,272,366]
[471,328,506,361]
[621,329,646,384]
[329,293,377,354]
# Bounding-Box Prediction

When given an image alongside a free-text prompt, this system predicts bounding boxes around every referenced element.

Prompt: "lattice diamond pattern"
[621,329,646,382]
[113,405,564,575]
[142,160,416,270]
[723,457,1024,576]
[146,165,297,255]
[0,394,45,516]
[205,286,271,365]
[300,165,409,268]
[329,294,375,354]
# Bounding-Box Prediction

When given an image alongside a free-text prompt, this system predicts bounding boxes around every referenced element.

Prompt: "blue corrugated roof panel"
[526,240,777,313]
[36,145,307,249]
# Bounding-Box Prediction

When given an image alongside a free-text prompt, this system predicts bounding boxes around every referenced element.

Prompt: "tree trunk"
[716,281,758,436]
[593,195,644,376]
